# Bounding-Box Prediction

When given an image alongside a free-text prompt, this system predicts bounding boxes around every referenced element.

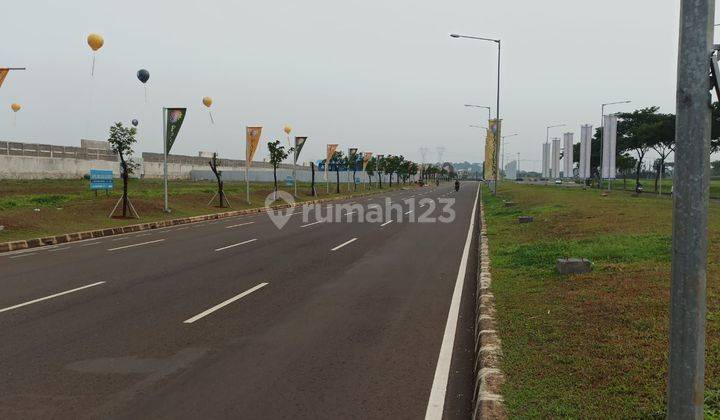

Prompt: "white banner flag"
[563,132,574,179]
[542,143,550,178]
[602,115,617,179]
[551,138,561,179]
[579,124,592,179]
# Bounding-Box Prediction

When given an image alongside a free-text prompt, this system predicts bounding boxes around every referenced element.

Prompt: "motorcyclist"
[454,180,460,191]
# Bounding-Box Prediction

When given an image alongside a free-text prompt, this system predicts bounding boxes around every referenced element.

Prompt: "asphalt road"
[0,182,480,419]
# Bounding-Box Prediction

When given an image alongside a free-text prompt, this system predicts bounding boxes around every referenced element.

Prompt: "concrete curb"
[0,187,410,254]
[472,201,507,420]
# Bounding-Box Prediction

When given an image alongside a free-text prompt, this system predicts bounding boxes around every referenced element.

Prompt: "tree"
[617,153,637,190]
[711,160,720,177]
[208,152,229,207]
[310,161,317,196]
[650,114,676,193]
[365,157,377,187]
[409,162,418,182]
[384,155,403,186]
[617,107,663,188]
[377,156,386,189]
[350,153,360,191]
[107,122,138,218]
[330,151,344,194]
[267,140,292,200]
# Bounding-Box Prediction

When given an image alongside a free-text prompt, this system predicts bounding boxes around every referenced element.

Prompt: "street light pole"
[464,104,492,121]
[451,33,501,195]
[599,100,631,189]
[667,0,713,417]
[500,133,517,179]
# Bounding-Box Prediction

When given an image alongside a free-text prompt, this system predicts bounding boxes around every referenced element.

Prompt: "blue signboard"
[90,169,114,190]
[285,176,294,187]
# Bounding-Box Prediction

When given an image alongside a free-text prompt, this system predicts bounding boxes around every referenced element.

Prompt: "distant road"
[0,183,479,419]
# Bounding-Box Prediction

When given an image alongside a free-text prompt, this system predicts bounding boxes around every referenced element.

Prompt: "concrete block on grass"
[503,201,516,207]
[518,216,533,223]
[557,258,592,275]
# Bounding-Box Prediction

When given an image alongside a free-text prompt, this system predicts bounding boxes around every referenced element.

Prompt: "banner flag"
[602,115,617,179]
[483,119,501,180]
[551,138,561,179]
[0,69,9,89]
[294,136,308,164]
[542,143,550,178]
[246,127,263,167]
[579,124,593,179]
[362,152,373,170]
[348,147,358,160]
[164,108,187,154]
[563,132,574,179]
[325,144,339,180]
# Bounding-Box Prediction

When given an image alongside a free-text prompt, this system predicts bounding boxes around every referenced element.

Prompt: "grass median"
[0,178,413,243]
[482,182,719,418]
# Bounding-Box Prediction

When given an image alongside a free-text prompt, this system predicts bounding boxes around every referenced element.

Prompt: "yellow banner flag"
[484,119,501,180]
[246,126,263,167]
[362,152,373,170]
[0,69,9,89]
[325,144,339,180]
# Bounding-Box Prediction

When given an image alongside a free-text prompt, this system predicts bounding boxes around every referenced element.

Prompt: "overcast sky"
[1,0,714,169]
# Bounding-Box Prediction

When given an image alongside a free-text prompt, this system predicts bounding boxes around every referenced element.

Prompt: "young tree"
[267,140,293,200]
[351,153,360,191]
[330,151,344,194]
[377,156,385,189]
[108,122,138,218]
[310,161,317,196]
[650,114,676,193]
[208,152,228,207]
[409,162,418,182]
[365,157,376,187]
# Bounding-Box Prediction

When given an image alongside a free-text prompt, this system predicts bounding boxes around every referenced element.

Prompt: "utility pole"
[667,0,713,417]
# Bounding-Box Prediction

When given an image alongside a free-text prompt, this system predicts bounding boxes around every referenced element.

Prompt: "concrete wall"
[0,141,119,179]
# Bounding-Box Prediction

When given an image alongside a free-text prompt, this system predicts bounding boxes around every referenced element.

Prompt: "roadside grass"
[0,178,412,242]
[483,183,719,418]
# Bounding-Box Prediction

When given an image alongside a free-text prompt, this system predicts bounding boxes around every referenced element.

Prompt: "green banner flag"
[294,136,307,164]
[164,107,187,154]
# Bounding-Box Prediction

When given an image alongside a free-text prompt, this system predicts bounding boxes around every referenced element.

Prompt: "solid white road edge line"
[183,282,268,324]
[331,237,357,251]
[108,239,165,251]
[8,253,37,259]
[0,281,106,314]
[214,238,257,252]
[424,182,480,420]
[226,222,255,229]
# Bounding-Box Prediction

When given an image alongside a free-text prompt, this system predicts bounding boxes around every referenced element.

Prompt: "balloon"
[137,69,150,84]
[10,103,21,112]
[202,96,213,108]
[87,33,104,51]
[131,119,139,127]
[284,125,292,134]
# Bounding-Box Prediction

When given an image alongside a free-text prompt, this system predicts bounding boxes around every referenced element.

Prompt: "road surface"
[0,182,479,419]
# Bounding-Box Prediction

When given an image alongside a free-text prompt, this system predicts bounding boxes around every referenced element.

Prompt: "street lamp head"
[450,34,460,38]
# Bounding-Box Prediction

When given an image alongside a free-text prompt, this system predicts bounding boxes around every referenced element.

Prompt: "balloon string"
[91,53,96,77]
[209,110,214,124]
[144,85,148,104]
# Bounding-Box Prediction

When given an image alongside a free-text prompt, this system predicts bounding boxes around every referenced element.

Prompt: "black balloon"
[136,69,150,84]
[131,119,139,127]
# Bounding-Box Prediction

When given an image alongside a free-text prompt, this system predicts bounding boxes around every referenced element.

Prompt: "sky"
[0,0,713,170]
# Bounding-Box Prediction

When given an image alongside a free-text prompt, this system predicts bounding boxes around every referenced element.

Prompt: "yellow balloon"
[10,103,21,112]
[283,125,292,134]
[87,33,104,51]
[202,96,213,108]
